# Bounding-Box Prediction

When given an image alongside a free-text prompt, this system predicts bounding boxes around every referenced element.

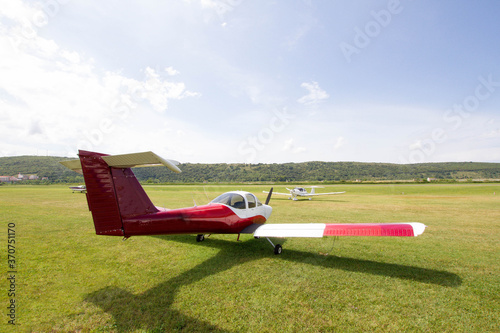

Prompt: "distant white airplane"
[69,185,87,193]
[264,186,345,201]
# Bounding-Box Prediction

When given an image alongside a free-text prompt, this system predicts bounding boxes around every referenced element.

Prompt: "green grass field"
[1,184,499,332]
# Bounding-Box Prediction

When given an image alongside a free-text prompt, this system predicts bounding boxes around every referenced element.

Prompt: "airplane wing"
[253,223,426,238]
[263,191,291,196]
[302,191,346,196]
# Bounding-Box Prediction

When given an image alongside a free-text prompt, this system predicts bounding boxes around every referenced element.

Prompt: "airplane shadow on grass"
[85,235,461,332]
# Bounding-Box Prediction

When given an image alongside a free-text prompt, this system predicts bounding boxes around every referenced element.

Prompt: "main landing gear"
[264,237,282,255]
[197,234,282,255]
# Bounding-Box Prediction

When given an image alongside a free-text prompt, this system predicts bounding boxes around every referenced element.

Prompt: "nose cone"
[262,204,273,220]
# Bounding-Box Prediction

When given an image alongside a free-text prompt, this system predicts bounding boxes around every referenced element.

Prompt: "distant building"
[0,174,41,182]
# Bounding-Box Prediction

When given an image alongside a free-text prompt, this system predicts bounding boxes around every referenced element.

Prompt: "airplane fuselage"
[123,203,269,236]
[288,187,309,200]
[90,190,273,237]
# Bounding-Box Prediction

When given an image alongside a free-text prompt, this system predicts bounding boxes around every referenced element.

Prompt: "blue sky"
[1,0,499,163]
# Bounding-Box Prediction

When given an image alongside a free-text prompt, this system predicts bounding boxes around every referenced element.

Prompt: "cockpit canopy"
[210,192,263,209]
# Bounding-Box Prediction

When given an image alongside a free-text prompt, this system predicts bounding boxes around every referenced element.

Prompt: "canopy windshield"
[211,193,246,209]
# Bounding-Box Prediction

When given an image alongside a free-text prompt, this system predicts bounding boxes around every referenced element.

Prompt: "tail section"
[61,150,181,236]
[79,151,125,236]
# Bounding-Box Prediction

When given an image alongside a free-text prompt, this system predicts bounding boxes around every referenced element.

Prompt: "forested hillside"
[133,161,500,183]
[0,156,83,183]
[1,155,499,184]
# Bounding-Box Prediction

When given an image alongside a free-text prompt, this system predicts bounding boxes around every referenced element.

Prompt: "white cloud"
[0,4,200,157]
[334,136,345,150]
[0,0,41,27]
[188,0,243,25]
[138,67,200,112]
[297,81,329,105]
[408,140,423,151]
[484,129,500,138]
[483,119,500,138]
[284,24,311,49]
[282,138,306,154]
[165,66,180,76]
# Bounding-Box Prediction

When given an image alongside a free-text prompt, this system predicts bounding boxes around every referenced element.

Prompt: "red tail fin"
[78,150,158,236]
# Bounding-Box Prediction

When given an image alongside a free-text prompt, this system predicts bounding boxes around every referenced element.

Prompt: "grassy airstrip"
[1,184,499,332]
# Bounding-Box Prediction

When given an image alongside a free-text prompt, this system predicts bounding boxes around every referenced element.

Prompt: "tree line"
[2,155,498,184]
[133,161,500,183]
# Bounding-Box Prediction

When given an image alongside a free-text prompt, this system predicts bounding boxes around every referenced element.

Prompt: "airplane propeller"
[265,187,273,205]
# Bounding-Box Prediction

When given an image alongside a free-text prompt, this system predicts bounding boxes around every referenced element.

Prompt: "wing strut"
[265,237,282,255]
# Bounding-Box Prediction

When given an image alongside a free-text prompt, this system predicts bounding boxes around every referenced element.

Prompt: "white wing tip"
[407,222,427,236]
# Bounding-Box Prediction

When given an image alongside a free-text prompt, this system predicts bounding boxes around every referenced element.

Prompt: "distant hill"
[0,156,84,183]
[0,155,499,183]
[132,161,500,183]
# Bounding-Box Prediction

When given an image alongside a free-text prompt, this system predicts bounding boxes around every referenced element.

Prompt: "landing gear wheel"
[274,244,282,255]
[196,234,205,242]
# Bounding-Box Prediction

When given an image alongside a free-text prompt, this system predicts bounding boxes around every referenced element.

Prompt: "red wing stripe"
[323,223,417,237]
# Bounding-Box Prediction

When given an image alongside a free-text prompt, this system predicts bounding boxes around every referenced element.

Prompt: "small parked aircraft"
[265,186,345,200]
[61,150,426,254]
[69,185,87,193]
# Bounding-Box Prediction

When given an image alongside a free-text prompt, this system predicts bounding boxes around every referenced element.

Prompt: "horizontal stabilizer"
[254,222,426,238]
[60,159,83,174]
[60,151,181,173]
[102,151,181,173]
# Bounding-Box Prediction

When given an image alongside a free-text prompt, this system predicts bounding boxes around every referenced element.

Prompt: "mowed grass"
[1,184,499,332]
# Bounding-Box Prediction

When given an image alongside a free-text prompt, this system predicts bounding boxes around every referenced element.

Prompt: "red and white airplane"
[61,150,426,254]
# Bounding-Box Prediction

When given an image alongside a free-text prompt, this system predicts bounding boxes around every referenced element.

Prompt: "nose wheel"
[196,234,205,242]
